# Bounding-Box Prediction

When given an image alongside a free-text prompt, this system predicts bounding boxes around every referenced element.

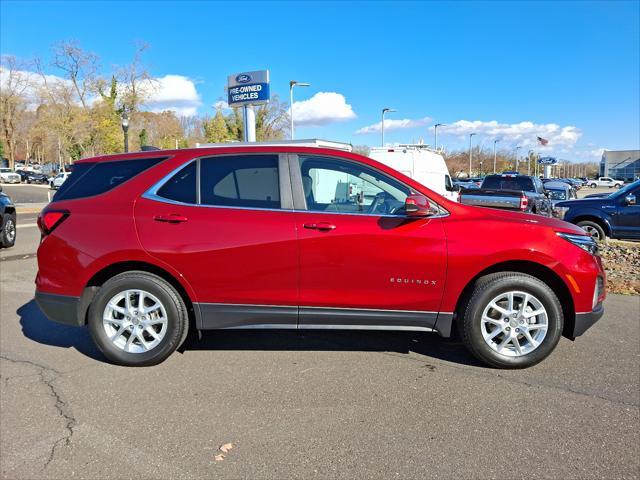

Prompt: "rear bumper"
[571,302,604,339]
[35,291,82,326]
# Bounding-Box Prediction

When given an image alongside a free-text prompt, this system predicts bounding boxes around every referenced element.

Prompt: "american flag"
[537,136,549,146]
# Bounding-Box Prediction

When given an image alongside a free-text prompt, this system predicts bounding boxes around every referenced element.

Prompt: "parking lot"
[1,211,638,479]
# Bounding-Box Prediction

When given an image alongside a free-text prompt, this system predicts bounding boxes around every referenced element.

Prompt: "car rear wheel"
[459,272,563,368]
[1,213,16,248]
[88,271,189,366]
[577,220,606,241]
[589,183,596,188]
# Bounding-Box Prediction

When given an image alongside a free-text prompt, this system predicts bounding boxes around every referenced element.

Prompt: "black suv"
[0,185,16,248]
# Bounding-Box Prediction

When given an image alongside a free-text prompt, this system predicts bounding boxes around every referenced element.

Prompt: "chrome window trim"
[141,153,450,219]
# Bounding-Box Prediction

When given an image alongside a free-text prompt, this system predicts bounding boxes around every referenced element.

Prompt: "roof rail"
[194,138,353,152]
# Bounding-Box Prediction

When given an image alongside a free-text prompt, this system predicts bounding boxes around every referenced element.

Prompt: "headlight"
[556,232,598,255]
[553,206,569,219]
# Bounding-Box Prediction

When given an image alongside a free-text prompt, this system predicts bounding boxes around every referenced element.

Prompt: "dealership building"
[599,149,640,181]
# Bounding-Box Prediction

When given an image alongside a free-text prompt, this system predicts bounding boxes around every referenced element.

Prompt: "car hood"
[555,197,614,208]
[459,203,585,235]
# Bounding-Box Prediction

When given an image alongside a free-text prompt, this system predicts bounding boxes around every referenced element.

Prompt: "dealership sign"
[538,156,558,165]
[227,70,270,107]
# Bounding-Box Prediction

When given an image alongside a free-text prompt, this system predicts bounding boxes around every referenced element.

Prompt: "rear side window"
[200,155,280,209]
[157,162,197,204]
[54,157,165,201]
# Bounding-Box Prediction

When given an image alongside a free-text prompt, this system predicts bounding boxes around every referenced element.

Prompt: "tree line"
[0,41,289,170]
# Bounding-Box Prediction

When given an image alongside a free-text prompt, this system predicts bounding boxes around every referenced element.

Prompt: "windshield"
[546,189,567,200]
[609,180,639,198]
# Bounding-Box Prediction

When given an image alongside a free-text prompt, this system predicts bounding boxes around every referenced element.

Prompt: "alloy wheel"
[4,218,15,243]
[480,291,548,357]
[102,289,168,353]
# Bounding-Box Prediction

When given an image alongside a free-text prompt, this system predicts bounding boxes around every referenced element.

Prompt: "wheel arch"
[77,260,197,329]
[452,260,576,340]
[571,214,611,236]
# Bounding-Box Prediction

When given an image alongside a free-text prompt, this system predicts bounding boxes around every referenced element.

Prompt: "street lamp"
[289,80,310,140]
[493,139,500,173]
[121,109,129,153]
[514,146,521,171]
[468,133,476,176]
[381,107,396,146]
[434,123,445,150]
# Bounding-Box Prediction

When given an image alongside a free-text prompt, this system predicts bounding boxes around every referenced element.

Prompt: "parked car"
[14,169,31,182]
[49,171,71,189]
[35,141,605,368]
[587,177,624,189]
[453,179,479,190]
[0,168,21,184]
[544,181,578,208]
[554,180,640,241]
[0,185,16,248]
[459,173,553,215]
[26,172,49,184]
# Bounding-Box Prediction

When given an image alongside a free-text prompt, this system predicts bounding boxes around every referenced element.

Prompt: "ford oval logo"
[236,74,252,84]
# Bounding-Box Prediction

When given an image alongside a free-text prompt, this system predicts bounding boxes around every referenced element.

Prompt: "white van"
[368,144,458,202]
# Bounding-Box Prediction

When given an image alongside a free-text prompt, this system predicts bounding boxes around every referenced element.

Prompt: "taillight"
[38,210,69,235]
[519,195,529,211]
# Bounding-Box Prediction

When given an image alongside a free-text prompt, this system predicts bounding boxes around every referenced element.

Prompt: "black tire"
[615,184,622,189]
[0,213,16,248]
[577,220,606,241]
[88,271,189,366]
[459,272,563,369]
[589,183,596,188]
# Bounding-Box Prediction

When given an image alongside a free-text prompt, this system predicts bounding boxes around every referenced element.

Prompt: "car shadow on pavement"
[18,299,480,367]
[17,299,105,361]
[183,329,483,367]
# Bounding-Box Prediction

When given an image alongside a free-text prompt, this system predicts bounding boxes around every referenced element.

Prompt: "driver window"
[299,155,410,215]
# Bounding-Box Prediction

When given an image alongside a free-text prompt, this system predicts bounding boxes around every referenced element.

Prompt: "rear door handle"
[154,214,188,224]
[303,222,336,231]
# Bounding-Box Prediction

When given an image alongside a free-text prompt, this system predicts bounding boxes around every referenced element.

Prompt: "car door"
[291,154,447,330]
[135,153,299,329]
[612,185,640,238]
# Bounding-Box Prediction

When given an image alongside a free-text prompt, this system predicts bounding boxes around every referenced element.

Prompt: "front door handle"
[303,222,336,231]
[154,214,188,224]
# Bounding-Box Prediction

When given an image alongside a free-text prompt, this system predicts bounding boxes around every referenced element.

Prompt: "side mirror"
[625,194,636,205]
[404,194,433,217]
[448,184,461,192]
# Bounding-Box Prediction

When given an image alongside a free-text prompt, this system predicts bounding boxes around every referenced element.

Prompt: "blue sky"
[1,0,639,161]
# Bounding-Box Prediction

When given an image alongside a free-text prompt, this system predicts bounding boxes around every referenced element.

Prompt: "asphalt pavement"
[1,208,639,480]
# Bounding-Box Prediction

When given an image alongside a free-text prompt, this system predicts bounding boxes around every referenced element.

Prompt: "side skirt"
[195,303,452,337]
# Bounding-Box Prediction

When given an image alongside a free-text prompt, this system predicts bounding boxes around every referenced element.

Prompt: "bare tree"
[119,42,156,113]
[52,40,99,110]
[0,55,31,168]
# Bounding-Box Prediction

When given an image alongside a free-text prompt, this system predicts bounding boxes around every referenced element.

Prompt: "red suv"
[35,143,605,367]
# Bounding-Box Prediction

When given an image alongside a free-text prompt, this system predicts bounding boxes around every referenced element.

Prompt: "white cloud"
[142,74,202,117]
[291,92,356,126]
[439,119,582,149]
[355,116,431,135]
[1,67,202,117]
[213,100,230,111]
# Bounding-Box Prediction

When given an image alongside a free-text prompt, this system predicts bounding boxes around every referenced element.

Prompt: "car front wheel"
[1,213,16,248]
[459,272,563,368]
[577,220,606,241]
[88,271,189,366]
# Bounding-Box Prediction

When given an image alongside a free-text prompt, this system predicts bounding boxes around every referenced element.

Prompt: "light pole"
[381,107,396,146]
[289,80,310,140]
[121,108,129,153]
[514,146,521,171]
[493,139,500,173]
[468,133,476,176]
[434,123,445,150]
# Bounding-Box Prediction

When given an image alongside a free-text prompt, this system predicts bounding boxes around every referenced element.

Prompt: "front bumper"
[35,291,83,326]
[570,302,604,339]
